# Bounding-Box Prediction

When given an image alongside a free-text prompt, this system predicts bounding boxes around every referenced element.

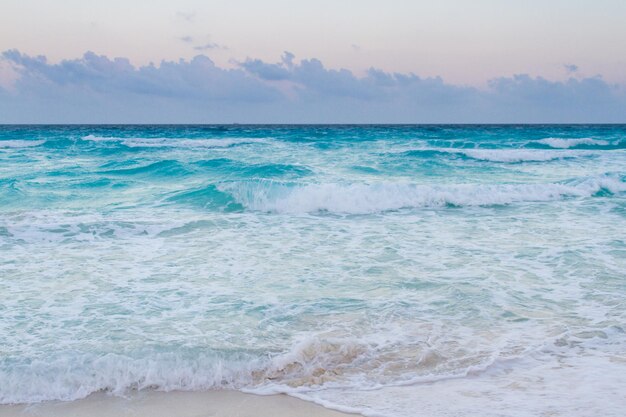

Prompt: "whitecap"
[0,139,46,148]
[220,175,626,214]
[535,137,610,148]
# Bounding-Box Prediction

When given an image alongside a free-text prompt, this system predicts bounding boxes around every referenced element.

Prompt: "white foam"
[0,139,46,148]
[81,135,268,148]
[2,200,625,415]
[0,328,505,405]
[0,353,261,404]
[222,176,626,214]
[459,149,592,162]
[293,338,626,417]
[535,137,610,148]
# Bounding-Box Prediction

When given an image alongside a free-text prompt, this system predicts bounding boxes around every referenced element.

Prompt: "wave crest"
[531,137,626,149]
[0,334,498,404]
[0,140,46,148]
[0,351,261,404]
[219,176,626,214]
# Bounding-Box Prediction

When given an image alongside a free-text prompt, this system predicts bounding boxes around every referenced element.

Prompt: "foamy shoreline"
[0,390,358,417]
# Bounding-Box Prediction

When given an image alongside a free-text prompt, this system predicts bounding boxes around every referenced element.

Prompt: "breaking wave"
[530,137,626,150]
[0,140,46,148]
[219,175,625,214]
[0,332,505,405]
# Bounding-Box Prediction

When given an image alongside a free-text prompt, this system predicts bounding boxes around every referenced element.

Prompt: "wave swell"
[82,135,268,148]
[403,148,594,163]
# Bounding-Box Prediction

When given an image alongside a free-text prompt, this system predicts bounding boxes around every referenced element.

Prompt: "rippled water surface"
[1,125,625,416]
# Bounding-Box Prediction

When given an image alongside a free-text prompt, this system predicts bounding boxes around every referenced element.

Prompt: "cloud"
[564,64,579,74]
[178,35,226,51]
[0,58,19,90]
[240,57,292,81]
[1,49,625,123]
[1,50,277,100]
[282,51,295,68]
[485,74,625,121]
[0,49,281,123]
[194,42,225,51]
[240,52,473,102]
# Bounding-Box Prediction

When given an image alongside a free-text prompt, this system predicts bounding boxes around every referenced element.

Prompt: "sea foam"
[2,125,626,417]
[0,139,46,148]
[0,329,518,405]
[534,137,611,148]
[221,175,626,214]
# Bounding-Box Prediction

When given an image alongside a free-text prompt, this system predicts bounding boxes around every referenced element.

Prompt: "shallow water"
[1,125,625,416]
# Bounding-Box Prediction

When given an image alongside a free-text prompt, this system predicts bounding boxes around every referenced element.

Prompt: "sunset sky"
[1,0,625,122]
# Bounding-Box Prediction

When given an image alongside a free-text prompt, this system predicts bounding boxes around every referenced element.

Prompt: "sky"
[1,0,625,123]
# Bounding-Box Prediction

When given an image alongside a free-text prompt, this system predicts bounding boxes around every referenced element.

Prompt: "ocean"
[1,125,625,416]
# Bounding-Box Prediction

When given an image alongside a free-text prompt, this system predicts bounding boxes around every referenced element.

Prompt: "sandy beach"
[0,391,357,417]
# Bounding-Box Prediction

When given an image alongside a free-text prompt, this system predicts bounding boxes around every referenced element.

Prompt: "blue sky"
[1,0,625,123]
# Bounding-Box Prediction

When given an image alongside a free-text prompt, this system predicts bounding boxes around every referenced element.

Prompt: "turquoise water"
[1,125,625,416]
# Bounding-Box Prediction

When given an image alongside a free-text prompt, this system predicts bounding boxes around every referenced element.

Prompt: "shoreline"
[0,390,359,417]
